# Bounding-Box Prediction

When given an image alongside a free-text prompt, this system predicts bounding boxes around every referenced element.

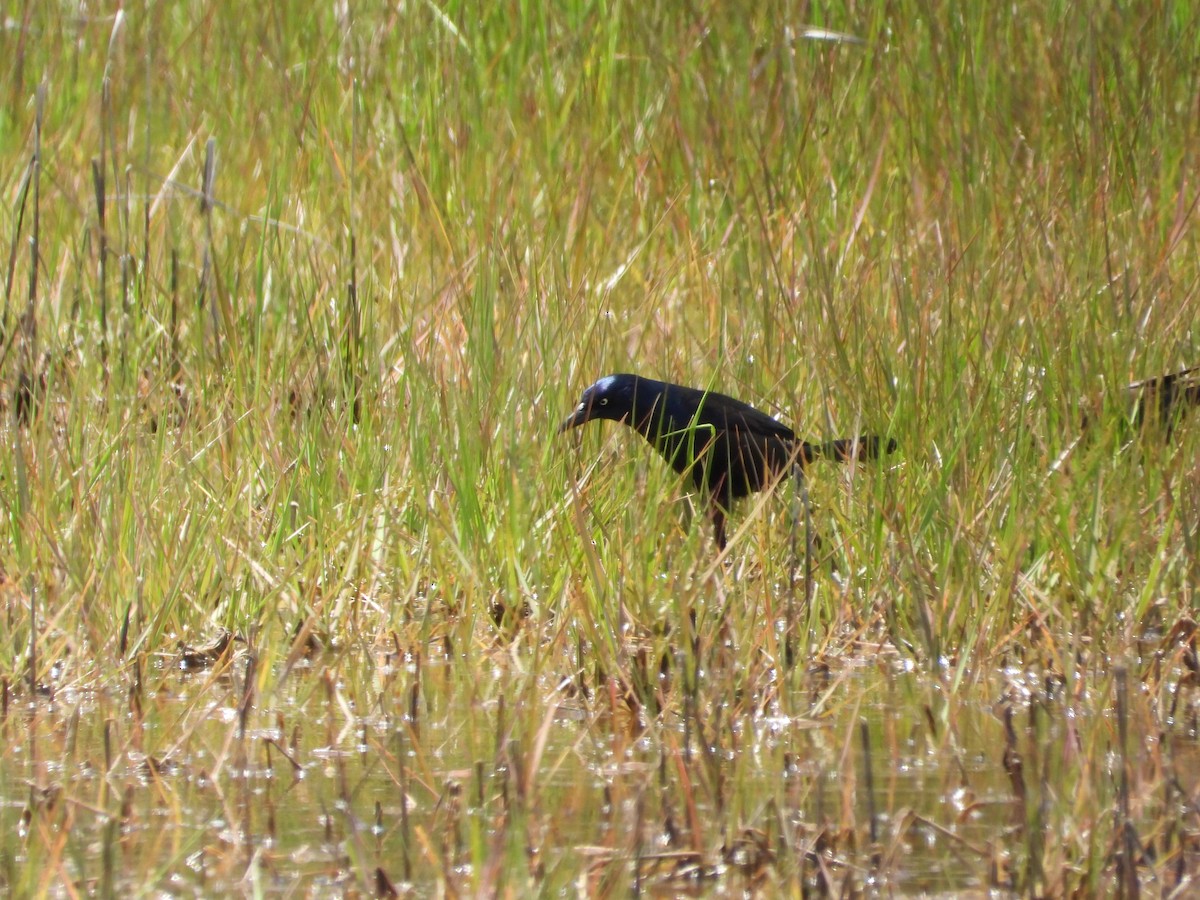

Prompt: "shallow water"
[0,640,1195,896]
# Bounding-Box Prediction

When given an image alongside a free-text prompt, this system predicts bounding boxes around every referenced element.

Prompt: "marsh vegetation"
[1,1,1198,894]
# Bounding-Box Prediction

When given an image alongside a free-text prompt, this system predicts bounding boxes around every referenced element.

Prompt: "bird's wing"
[700,389,796,441]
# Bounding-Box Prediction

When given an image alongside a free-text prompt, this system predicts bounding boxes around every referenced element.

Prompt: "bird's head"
[559,374,642,432]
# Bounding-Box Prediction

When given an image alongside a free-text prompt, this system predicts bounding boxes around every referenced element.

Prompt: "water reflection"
[0,644,1195,895]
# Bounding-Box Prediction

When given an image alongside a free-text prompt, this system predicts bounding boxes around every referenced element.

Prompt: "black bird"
[1080,365,1200,441]
[1122,366,1200,437]
[561,374,895,548]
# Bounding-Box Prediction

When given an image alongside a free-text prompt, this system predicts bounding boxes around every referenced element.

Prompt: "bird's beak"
[559,402,589,433]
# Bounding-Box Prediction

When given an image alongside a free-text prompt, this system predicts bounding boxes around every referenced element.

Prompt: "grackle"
[1078,365,1200,443]
[561,374,896,549]
[1118,365,1200,438]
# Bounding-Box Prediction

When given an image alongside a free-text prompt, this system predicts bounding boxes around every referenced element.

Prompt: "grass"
[1,0,1199,893]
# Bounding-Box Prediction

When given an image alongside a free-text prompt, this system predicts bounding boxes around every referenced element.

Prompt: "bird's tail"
[802,435,897,465]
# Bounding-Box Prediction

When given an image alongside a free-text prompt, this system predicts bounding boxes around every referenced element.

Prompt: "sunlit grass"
[1,0,1198,894]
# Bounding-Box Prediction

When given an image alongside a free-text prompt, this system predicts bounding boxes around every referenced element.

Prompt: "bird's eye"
[599,398,609,406]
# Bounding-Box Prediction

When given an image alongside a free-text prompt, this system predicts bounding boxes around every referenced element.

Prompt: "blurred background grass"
[1,0,1196,675]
